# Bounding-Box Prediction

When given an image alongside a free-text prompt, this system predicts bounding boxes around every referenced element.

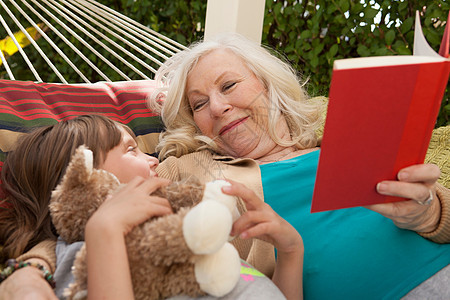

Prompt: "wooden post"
[204,0,265,44]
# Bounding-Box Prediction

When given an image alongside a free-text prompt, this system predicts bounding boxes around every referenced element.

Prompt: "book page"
[334,55,445,70]
[413,10,442,58]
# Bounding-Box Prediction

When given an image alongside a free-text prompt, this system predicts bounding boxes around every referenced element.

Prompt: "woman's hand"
[222,179,303,300]
[366,164,441,233]
[0,261,57,300]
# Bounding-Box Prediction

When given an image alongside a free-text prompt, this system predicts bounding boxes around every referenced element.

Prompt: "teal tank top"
[260,150,450,299]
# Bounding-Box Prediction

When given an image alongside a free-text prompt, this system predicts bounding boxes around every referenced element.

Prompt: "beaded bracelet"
[0,258,55,288]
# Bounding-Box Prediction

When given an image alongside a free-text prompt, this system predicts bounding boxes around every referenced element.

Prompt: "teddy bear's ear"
[50,144,119,243]
[61,145,94,184]
[81,146,94,175]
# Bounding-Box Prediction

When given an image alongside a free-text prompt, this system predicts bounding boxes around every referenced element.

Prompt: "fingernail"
[240,232,248,239]
[222,186,231,193]
[398,171,409,181]
[377,182,387,192]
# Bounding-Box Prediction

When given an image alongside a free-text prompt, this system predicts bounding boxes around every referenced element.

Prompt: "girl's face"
[186,49,287,159]
[99,129,158,183]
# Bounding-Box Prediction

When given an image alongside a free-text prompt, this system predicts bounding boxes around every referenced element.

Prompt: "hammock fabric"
[0,1,184,205]
[0,78,163,204]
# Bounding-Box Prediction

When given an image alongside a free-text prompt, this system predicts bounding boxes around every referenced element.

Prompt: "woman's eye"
[223,82,236,91]
[192,100,207,111]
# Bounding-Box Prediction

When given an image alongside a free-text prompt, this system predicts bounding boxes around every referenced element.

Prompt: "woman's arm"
[368,164,450,243]
[223,180,303,300]
[85,177,172,300]
[418,183,450,243]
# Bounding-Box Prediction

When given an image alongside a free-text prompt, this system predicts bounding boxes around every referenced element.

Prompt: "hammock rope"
[0,0,187,83]
[64,0,167,70]
[12,0,91,82]
[0,1,42,81]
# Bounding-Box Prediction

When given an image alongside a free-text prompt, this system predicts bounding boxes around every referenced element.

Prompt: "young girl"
[0,115,303,299]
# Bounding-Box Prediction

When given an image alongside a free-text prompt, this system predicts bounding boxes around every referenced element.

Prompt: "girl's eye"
[127,146,137,153]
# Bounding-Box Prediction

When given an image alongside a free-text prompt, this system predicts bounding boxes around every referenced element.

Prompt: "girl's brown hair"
[0,114,134,259]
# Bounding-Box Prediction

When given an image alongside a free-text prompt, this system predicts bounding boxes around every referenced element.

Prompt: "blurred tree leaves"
[115,0,206,46]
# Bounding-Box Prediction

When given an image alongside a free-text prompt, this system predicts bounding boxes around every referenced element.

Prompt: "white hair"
[148,33,322,159]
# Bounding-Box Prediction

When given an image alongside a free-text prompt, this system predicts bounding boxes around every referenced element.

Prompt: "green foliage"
[263,0,450,127]
[114,0,207,45]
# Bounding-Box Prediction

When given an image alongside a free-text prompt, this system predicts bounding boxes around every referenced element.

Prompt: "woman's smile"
[219,116,249,136]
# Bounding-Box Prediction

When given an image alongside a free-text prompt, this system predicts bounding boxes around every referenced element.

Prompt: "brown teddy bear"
[49,145,241,300]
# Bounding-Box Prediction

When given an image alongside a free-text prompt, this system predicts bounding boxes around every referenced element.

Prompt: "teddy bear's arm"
[125,207,196,267]
[153,182,204,212]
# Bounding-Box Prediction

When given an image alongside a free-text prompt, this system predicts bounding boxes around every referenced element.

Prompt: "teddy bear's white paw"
[195,242,241,297]
[203,180,240,222]
[183,200,232,254]
[202,180,235,211]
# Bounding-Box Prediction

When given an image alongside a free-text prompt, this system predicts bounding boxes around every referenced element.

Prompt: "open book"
[311,11,450,213]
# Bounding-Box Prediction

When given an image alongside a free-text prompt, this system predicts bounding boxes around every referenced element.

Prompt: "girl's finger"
[137,177,171,194]
[221,179,263,210]
[240,223,271,240]
[232,210,270,236]
[148,196,173,210]
[232,213,254,235]
[145,202,173,216]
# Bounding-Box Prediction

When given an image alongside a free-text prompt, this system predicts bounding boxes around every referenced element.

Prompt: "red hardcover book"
[311,12,450,213]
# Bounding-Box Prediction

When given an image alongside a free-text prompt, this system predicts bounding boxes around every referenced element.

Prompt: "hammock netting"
[0,0,186,83]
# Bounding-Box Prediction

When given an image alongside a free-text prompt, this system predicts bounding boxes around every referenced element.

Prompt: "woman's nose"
[209,94,232,117]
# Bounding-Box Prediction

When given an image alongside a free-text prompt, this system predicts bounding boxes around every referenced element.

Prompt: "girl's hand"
[223,180,302,253]
[85,177,173,300]
[366,164,441,233]
[222,179,303,300]
[86,176,173,236]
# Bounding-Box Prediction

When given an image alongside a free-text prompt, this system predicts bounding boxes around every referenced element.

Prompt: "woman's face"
[186,49,284,158]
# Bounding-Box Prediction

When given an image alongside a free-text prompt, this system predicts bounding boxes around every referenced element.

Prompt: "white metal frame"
[205,0,265,43]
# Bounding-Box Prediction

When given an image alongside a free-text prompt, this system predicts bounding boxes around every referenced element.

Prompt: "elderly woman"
[149,33,450,299]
